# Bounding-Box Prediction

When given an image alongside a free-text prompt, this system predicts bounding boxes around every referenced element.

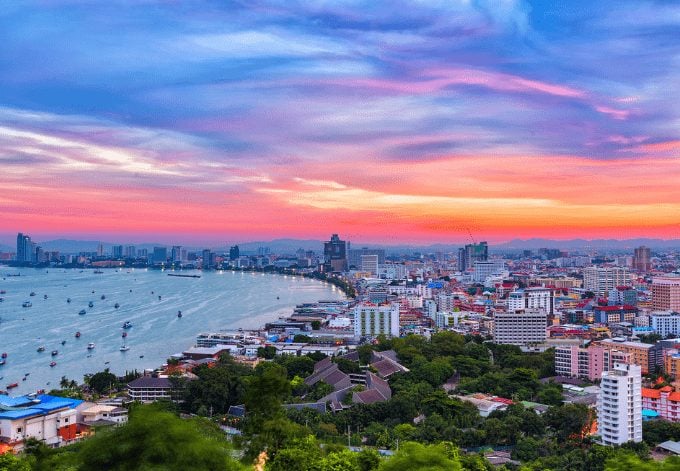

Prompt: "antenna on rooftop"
[467,228,476,245]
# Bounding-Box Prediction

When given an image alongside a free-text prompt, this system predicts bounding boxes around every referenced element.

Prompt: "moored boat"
[114,303,120,309]
[119,345,130,352]
[88,301,94,308]
[51,350,58,356]
[22,301,32,307]
[49,362,56,367]
[75,331,81,338]
[29,292,36,296]
[122,321,132,329]
[177,310,182,318]
[87,343,95,350]
[79,309,86,315]
[7,383,18,389]
[37,346,45,352]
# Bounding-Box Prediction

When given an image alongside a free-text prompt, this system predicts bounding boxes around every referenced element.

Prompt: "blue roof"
[0,394,82,420]
[642,409,659,417]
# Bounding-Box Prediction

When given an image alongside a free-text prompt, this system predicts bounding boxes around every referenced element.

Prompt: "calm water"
[0,267,345,393]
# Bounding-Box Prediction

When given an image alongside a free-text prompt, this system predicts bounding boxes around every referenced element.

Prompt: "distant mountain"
[493,238,680,251]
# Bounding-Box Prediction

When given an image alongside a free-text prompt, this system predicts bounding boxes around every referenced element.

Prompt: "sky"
[1,1,680,245]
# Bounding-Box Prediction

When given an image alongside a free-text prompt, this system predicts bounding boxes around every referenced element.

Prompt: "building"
[472,260,505,283]
[152,247,167,265]
[652,277,680,312]
[15,232,35,263]
[0,394,83,452]
[79,404,128,425]
[458,242,488,271]
[507,287,555,315]
[348,248,385,269]
[360,254,379,276]
[492,310,547,346]
[229,245,240,261]
[171,246,182,263]
[608,286,637,306]
[127,376,177,403]
[353,303,400,338]
[642,387,680,422]
[650,312,680,338]
[201,249,215,269]
[633,246,652,272]
[593,305,638,324]
[583,267,631,296]
[597,363,642,446]
[324,234,347,272]
[112,245,123,259]
[593,338,662,375]
[125,245,136,259]
[554,345,630,381]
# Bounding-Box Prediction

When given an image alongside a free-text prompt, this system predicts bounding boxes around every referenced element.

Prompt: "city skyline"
[2,2,680,243]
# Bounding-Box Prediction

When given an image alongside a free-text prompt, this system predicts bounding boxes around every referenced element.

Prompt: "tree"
[244,363,291,423]
[544,403,591,442]
[86,369,118,394]
[378,442,462,471]
[0,451,31,471]
[311,320,321,330]
[293,334,312,343]
[257,345,277,359]
[604,452,680,471]
[357,449,381,471]
[77,405,244,470]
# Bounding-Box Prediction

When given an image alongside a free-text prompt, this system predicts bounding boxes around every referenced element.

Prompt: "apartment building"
[597,363,642,446]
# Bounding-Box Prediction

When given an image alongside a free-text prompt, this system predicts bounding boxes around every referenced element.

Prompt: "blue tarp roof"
[0,395,82,420]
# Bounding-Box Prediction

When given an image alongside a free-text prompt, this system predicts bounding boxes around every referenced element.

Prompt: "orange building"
[592,338,661,375]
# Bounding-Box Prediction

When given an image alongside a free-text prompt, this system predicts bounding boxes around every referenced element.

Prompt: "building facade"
[492,310,547,346]
[597,363,642,446]
[353,303,400,338]
[593,338,661,375]
[324,234,347,272]
[633,246,651,272]
[652,277,680,312]
[583,267,631,296]
[507,287,555,315]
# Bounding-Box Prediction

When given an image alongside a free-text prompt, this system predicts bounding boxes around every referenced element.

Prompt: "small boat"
[75,331,81,338]
[101,295,105,300]
[22,377,26,381]
[43,294,48,299]
[119,345,130,352]
[139,355,144,358]
[7,383,18,389]
[87,343,95,350]
[177,310,182,318]
[88,301,94,308]
[0,360,5,366]
[30,292,36,296]
[51,350,58,356]
[1,353,6,359]
[122,321,132,329]
[122,332,127,338]
[37,346,45,352]
[79,309,86,315]
[61,340,66,346]
[94,270,104,274]
[22,301,32,308]
[67,298,71,303]
[0,290,5,294]
[158,295,162,300]
[114,303,120,309]
[37,389,45,394]
[49,362,56,367]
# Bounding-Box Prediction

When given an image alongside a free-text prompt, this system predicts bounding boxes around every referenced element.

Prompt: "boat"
[139,355,144,358]
[0,360,5,366]
[75,331,81,338]
[122,332,127,338]
[177,311,182,318]
[7,383,18,389]
[61,340,66,346]
[43,294,48,299]
[37,346,45,352]
[0,298,3,302]
[101,295,105,300]
[37,389,45,394]
[0,290,5,294]
[1,353,6,359]
[167,273,201,278]
[67,298,71,303]
[114,303,120,309]
[122,321,132,329]
[49,362,56,367]
[51,350,58,356]
[22,301,32,308]
[158,295,162,300]
[79,309,86,315]
[119,345,130,352]
[87,343,95,350]
[29,292,36,296]
[94,270,104,274]
[88,301,94,308]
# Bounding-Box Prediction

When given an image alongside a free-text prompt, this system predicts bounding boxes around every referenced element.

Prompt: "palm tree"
[59,376,70,389]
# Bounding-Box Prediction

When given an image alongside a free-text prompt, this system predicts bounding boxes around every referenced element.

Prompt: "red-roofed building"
[642,387,680,422]
[593,305,638,324]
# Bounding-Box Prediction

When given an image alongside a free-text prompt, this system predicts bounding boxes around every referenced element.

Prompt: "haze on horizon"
[1,1,680,244]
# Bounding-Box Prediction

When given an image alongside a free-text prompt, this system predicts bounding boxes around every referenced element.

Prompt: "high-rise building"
[507,287,555,315]
[472,259,505,283]
[152,247,167,265]
[492,310,547,346]
[171,246,182,263]
[583,267,631,296]
[458,242,488,271]
[608,286,637,306]
[202,249,215,269]
[324,234,347,272]
[353,303,400,338]
[597,363,642,446]
[112,245,123,259]
[348,248,385,269]
[97,243,104,257]
[633,246,651,272]
[15,233,32,263]
[652,277,680,311]
[554,345,630,381]
[137,248,148,259]
[125,245,136,259]
[360,254,379,275]
[229,245,240,261]
[593,338,661,375]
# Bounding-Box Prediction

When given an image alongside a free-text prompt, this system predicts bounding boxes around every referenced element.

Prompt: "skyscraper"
[633,246,651,272]
[458,241,488,271]
[152,247,168,265]
[583,266,631,296]
[324,234,347,272]
[652,276,680,311]
[597,363,642,446]
[171,246,182,262]
[16,232,31,263]
[112,245,124,258]
[229,245,240,261]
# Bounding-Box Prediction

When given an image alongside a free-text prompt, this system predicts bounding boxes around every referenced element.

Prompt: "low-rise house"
[79,404,128,425]
[127,376,178,403]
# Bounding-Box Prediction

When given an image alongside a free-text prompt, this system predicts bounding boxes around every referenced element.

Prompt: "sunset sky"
[1,1,679,245]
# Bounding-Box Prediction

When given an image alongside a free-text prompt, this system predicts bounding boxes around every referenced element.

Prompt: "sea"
[0,266,346,393]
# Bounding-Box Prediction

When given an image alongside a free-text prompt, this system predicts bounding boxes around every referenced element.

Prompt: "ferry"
[49,362,56,367]
[75,331,81,338]
[37,346,45,352]
[79,309,87,315]
[87,343,95,350]
[122,321,132,329]
[51,350,58,356]
[88,301,94,308]
[22,301,32,308]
